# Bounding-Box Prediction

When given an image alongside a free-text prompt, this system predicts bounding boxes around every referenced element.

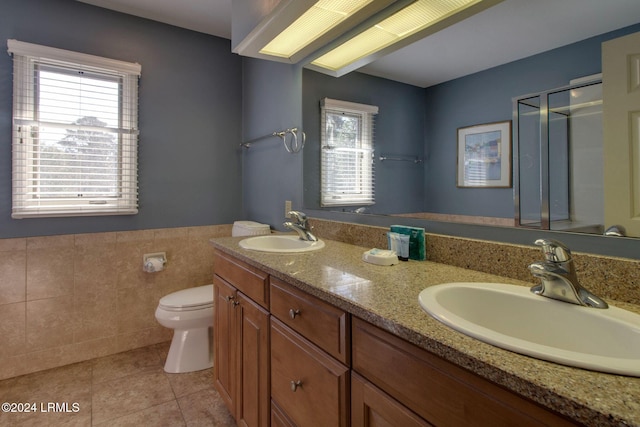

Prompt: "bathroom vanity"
[211,236,640,426]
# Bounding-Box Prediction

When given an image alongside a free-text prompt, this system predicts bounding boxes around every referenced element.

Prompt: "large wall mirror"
[302,21,640,251]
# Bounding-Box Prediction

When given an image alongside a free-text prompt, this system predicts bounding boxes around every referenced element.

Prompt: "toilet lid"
[159,284,214,309]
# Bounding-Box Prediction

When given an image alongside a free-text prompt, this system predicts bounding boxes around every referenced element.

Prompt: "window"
[8,39,140,218]
[320,98,377,207]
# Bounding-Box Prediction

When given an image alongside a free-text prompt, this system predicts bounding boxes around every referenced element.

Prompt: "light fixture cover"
[260,0,374,58]
[308,0,503,75]
[233,0,397,64]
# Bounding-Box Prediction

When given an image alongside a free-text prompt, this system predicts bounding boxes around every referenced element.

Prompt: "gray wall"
[302,69,426,215]
[241,58,303,230]
[0,0,243,238]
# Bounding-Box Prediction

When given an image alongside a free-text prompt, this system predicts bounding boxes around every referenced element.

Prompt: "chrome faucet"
[528,239,608,308]
[283,211,318,242]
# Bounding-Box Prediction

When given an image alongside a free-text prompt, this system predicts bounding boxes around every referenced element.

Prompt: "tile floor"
[0,342,237,426]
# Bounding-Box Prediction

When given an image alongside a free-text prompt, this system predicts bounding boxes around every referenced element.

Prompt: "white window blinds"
[8,39,141,219]
[320,98,377,207]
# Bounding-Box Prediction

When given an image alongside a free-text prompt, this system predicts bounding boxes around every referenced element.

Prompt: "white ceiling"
[76,0,231,38]
[76,0,640,88]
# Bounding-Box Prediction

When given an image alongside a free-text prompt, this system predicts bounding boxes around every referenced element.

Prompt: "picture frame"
[457,121,512,188]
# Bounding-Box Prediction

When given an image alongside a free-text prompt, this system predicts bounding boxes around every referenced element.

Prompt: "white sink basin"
[239,235,325,253]
[419,282,640,376]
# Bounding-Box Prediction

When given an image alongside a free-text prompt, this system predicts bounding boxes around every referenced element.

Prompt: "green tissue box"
[390,225,426,261]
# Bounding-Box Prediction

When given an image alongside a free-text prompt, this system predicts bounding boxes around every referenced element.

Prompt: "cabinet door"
[271,319,349,427]
[236,292,270,427]
[214,275,238,415]
[352,372,432,427]
[353,318,577,427]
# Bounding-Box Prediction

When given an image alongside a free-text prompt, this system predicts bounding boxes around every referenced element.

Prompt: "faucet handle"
[288,211,307,224]
[534,238,572,262]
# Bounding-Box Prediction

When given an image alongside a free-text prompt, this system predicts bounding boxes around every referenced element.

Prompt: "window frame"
[320,98,378,207]
[8,39,141,219]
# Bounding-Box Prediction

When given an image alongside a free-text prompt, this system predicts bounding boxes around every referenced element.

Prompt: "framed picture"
[457,121,512,188]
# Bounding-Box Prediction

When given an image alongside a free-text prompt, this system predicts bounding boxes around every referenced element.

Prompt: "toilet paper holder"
[143,252,167,273]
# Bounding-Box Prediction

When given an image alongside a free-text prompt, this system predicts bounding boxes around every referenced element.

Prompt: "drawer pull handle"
[289,309,301,319]
[225,296,234,302]
[290,380,302,392]
[232,300,240,307]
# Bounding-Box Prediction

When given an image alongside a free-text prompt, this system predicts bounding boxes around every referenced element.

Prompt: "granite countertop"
[211,236,640,426]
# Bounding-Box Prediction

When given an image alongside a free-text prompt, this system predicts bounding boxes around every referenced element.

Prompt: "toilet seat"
[159,284,214,311]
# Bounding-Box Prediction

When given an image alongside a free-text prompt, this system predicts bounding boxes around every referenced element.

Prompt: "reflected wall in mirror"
[515,78,603,234]
[302,22,640,238]
[303,69,426,215]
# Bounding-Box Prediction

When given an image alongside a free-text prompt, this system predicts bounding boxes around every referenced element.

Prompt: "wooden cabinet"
[269,278,351,427]
[352,318,578,427]
[270,319,350,427]
[214,248,580,427]
[213,251,270,427]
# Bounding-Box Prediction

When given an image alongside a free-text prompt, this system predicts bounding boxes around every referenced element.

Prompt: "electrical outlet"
[285,200,292,217]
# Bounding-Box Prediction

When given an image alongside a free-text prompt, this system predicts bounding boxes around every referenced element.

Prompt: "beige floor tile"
[0,407,91,427]
[177,388,236,427]
[2,362,92,427]
[91,346,162,384]
[150,340,172,363]
[8,376,92,406]
[166,368,215,399]
[91,367,174,425]
[94,400,185,427]
[0,343,232,426]
[0,377,15,402]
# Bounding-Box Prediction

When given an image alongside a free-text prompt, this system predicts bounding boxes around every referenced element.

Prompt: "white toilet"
[155,284,214,373]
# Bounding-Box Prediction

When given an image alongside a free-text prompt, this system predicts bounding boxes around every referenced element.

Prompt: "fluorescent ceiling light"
[234,0,397,64]
[310,0,498,74]
[260,0,375,59]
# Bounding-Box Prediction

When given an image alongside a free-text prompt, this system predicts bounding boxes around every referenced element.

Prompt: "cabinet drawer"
[270,278,350,364]
[214,250,269,309]
[352,318,577,427]
[271,319,349,427]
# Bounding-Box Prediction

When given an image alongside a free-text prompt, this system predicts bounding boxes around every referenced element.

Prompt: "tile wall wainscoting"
[0,225,232,380]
